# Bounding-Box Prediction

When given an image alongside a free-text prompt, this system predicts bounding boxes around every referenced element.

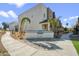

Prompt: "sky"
[0,3,79,28]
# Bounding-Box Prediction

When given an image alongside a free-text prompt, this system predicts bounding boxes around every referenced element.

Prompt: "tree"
[64,27,68,33]
[74,26,79,34]
[64,27,67,31]
[2,22,9,30]
[48,18,61,38]
[48,18,60,32]
[66,23,68,26]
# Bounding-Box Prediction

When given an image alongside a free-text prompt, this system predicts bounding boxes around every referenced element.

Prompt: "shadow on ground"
[33,42,62,50]
[26,38,63,50]
[27,38,65,41]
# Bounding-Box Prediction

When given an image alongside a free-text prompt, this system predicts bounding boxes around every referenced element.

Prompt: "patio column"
[48,23,50,31]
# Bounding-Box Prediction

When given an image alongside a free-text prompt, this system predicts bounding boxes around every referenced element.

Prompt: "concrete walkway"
[60,32,73,40]
[1,32,37,56]
[1,32,78,56]
[28,33,78,56]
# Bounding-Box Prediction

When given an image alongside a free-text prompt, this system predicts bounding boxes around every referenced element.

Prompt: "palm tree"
[66,23,68,26]
[65,23,69,33]
[48,18,60,38]
[48,18,60,31]
[20,17,31,32]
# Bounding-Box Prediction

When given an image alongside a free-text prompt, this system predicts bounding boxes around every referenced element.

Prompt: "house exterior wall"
[9,22,18,31]
[47,8,54,19]
[18,4,48,31]
[9,25,15,31]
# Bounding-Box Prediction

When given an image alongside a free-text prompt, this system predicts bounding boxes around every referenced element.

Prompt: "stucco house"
[9,21,18,31]
[18,4,56,32]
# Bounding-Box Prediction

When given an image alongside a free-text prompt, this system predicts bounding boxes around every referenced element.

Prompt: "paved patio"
[1,32,78,56]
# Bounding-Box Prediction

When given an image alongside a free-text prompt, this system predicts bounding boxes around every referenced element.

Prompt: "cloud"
[14,3,25,8]
[63,16,78,22]
[63,19,67,21]
[0,11,9,17]
[69,16,78,20]
[62,24,66,27]
[8,10,18,18]
[0,10,18,19]
[9,3,25,8]
[62,16,79,28]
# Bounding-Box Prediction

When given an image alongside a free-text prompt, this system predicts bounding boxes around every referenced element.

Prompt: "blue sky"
[0,3,79,28]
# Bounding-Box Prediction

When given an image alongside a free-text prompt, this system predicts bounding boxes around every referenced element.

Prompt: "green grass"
[71,39,79,55]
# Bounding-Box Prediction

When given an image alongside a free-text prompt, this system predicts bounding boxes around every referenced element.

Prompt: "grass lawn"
[71,39,79,55]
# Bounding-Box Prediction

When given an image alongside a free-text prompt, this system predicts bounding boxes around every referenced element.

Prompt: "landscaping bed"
[11,31,25,40]
[0,30,10,56]
[71,38,79,55]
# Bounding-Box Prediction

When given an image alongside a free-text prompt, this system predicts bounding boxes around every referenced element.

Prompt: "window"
[31,15,33,18]
[42,24,48,30]
[44,13,45,18]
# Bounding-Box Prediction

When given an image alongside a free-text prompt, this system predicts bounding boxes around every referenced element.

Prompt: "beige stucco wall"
[18,4,48,31]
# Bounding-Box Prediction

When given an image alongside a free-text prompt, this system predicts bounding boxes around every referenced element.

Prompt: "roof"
[19,3,47,17]
[9,21,18,26]
[39,19,48,24]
